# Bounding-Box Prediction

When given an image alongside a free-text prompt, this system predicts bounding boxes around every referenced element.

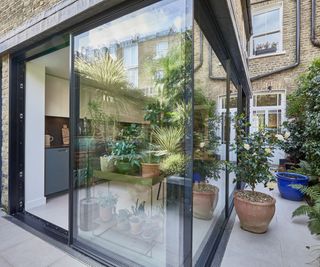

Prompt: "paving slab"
[221,185,320,267]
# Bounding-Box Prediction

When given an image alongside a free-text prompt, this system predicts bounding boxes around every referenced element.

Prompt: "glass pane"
[253,32,280,55]
[253,9,280,35]
[72,1,192,266]
[256,94,278,106]
[192,25,226,263]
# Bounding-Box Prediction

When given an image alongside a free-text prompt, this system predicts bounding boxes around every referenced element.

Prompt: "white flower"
[265,148,272,154]
[284,132,291,139]
[199,142,206,148]
[243,144,250,150]
[275,134,284,141]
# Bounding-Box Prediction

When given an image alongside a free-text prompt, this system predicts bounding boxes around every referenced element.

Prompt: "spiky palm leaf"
[75,53,145,108]
[152,126,183,156]
[292,184,320,235]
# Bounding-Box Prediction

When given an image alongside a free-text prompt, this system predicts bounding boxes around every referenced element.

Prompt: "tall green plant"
[231,114,276,192]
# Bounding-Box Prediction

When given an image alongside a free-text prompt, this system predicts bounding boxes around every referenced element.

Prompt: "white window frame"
[250,91,286,134]
[250,3,283,58]
[155,41,168,59]
[123,44,139,88]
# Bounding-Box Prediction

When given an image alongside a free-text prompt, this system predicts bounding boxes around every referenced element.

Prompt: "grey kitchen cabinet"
[45,147,69,196]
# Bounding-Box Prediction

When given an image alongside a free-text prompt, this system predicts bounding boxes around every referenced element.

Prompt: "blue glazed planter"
[276,172,309,201]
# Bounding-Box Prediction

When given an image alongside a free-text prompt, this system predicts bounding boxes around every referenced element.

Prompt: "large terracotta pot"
[193,185,219,220]
[141,163,160,178]
[234,190,276,234]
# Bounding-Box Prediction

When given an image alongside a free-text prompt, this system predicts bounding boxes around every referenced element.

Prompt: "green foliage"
[111,141,143,168]
[292,184,320,235]
[160,153,186,177]
[230,114,276,192]
[283,58,320,174]
[98,192,118,208]
[87,100,108,138]
[193,159,222,181]
[152,126,183,156]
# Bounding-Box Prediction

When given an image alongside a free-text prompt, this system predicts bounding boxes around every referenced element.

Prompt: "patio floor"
[221,184,320,267]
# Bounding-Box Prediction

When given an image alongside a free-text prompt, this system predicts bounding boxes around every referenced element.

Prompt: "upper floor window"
[251,5,282,57]
[123,44,138,87]
[155,41,168,58]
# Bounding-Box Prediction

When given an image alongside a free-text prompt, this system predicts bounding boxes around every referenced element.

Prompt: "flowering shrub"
[230,114,276,192]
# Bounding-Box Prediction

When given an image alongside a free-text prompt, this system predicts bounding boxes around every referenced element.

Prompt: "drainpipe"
[311,0,320,47]
[208,48,226,80]
[194,31,203,72]
[251,0,301,81]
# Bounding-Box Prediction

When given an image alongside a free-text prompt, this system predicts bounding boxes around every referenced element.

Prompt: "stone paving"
[221,184,320,267]
[0,211,88,267]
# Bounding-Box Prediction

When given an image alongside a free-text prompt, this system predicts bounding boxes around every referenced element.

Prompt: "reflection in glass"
[72,0,192,266]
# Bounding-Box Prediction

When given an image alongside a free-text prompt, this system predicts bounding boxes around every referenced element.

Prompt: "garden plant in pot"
[141,152,160,178]
[98,192,118,222]
[129,199,146,235]
[116,209,131,231]
[231,114,276,234]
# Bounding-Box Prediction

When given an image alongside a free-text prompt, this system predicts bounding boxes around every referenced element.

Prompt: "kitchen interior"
[25,47,70,230]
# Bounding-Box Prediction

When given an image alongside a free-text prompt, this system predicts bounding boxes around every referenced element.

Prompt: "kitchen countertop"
[45,145,69,149]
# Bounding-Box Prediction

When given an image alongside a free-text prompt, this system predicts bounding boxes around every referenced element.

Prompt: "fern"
[292,184,320,235]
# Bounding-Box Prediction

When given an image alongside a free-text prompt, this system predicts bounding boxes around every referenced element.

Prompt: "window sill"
[249,51,286,60]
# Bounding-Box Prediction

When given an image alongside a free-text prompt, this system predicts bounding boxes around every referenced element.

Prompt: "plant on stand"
[98,192,118,222]
[231,114,276,234]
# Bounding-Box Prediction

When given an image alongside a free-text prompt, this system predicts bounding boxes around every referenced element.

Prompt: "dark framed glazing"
[69,0,194,266]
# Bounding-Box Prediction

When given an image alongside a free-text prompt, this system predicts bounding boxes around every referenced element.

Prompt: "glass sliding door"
[71,1,193,266]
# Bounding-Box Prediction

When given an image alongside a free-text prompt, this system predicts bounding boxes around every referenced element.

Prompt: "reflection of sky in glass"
[253,9,280,35]
[77,0,188,51]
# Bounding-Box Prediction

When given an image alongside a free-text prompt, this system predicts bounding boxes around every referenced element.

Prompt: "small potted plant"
[141,149,160,178]
[129,199,146,235]
[111,140,142,175]
[116,209,131,231]
[98,192,118,222]
[231,114,276,234]
[193,159,221,220]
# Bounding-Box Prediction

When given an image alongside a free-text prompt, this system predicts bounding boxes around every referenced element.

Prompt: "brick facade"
[249,0,320,94]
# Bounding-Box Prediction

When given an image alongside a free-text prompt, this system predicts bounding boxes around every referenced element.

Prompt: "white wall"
[25,62,46,210]
[45,75,69,117]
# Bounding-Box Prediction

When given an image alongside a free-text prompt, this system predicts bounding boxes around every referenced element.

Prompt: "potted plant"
[111,140,142,175]
[116,209,131,231]
[193,159,221,220]
[141,152,161,178]
[129,199,146,235]
[231,114,276,234]
[98,192,118,222]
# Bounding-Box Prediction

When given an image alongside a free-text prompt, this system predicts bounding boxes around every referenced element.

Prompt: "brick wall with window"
[249,0,320,94]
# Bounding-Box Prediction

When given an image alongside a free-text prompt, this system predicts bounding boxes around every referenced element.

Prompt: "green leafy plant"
[152,126,183,156]
[292,184,320,235]
[160,153,186,177]
[230,114,276,192]
[98,192,118,208]
[111,141,143,168]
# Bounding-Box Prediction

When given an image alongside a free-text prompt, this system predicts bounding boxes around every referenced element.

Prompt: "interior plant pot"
[234,190,276,234]
[193,184,219,220]
[129,216,143,235]
[100,206,113,222]
[100,156,114,172]
[116,161,131,174]
[80,198,99,231]
[276,172,309,201]
[141,163,160,178]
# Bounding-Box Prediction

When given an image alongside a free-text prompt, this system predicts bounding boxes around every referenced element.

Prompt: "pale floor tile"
[221,184,320,267]
[49,255,89,267]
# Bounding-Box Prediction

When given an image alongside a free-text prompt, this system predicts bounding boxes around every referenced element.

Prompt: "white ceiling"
[30,47,69,79]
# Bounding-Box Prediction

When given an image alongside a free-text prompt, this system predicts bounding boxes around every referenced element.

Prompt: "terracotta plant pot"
[100,206,113,222]
[234,190,276,234]
[141,163,160,178]
[193,185,219,220]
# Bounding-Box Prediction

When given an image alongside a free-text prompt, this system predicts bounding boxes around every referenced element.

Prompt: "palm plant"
[152,126,183,156]
[75,52,145,110]
[292,184,320,235]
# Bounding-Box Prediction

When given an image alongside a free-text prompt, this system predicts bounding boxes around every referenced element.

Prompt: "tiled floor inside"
[221,184,320,267]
